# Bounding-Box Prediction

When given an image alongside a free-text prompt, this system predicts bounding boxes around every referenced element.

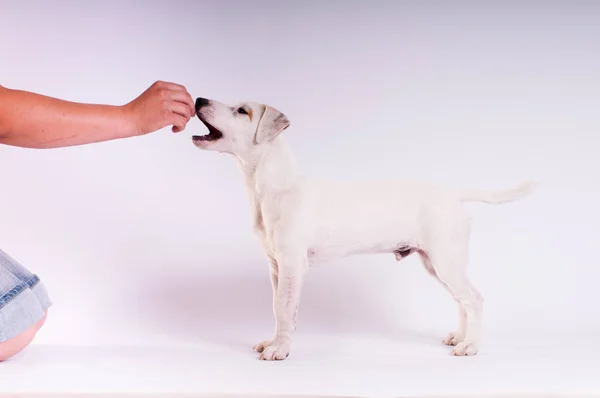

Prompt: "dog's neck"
[236,136,301,195]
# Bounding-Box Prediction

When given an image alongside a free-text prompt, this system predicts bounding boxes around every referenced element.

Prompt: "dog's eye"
[237,107,248,115]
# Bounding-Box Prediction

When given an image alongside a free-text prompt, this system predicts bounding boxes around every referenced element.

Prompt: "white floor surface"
[1,332,599,398]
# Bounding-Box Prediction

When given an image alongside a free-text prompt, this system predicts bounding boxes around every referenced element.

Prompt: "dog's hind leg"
[422,211,483,356]
[418,251,468,346]
[429,250,482,355]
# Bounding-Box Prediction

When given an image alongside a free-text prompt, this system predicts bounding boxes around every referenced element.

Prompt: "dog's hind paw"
[451,341,478,356]
[254,338,291,361]
[442,331,465,346]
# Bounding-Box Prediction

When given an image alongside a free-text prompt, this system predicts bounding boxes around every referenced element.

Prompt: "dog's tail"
[458,181,538,204]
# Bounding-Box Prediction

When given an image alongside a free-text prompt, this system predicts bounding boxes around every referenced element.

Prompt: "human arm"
[0,81,195,149]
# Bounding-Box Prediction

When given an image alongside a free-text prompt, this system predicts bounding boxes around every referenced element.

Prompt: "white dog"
[192,97,536,360]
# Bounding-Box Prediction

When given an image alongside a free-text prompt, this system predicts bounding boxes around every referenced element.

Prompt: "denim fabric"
[0,248,52,342]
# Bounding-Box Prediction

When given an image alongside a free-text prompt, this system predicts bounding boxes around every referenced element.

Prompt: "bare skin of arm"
[0,80,195,149]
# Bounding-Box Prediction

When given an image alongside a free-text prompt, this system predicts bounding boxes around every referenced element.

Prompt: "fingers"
[168,101,194,132]
[155,81,193,107]
[169,101,192,119]
[146,80,195,133]
[169,90,195,117]
[155,82,195,132]
[158,81,195,123]
[168,113,188,133]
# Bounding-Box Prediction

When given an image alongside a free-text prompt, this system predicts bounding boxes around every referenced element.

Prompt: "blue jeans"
[0,248,52,342]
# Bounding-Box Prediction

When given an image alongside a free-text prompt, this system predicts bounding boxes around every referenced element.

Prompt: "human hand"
[123,81,195,135]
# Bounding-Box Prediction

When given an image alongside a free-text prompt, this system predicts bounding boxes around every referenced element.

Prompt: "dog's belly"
[305,182,429,264]
[306,237,416,264]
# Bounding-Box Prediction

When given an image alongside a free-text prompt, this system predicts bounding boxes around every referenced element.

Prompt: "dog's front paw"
[442,331,465,346]
[253,339,275,353]
[451,341,478,356]
[255,339,291,361]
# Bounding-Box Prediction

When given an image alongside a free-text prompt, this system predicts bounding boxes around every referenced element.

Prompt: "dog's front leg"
[253,258,279,353]
[257,251,306,361]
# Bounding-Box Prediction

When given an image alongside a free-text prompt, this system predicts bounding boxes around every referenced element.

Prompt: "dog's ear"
[255,105,290,144]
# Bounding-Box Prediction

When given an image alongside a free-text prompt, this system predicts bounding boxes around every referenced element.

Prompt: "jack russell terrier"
[192,97,536,360]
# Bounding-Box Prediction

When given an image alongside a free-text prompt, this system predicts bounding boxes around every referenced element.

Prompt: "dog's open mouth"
[193,119,223,142]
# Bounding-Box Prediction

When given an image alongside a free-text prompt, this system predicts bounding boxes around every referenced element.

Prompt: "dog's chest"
[250,197,275,249]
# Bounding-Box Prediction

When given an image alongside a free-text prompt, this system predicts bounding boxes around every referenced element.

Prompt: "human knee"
[0,312,47,361]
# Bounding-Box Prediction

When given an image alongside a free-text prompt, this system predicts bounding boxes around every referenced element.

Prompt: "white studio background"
[0,0,598,350]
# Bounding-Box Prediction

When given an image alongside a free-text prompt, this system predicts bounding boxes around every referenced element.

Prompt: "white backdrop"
[0,1,598,350]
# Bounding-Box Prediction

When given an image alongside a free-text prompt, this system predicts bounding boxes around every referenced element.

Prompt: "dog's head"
[192,97,290,154]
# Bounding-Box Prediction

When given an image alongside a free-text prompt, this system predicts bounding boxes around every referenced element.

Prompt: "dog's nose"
[195,97,210,111]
